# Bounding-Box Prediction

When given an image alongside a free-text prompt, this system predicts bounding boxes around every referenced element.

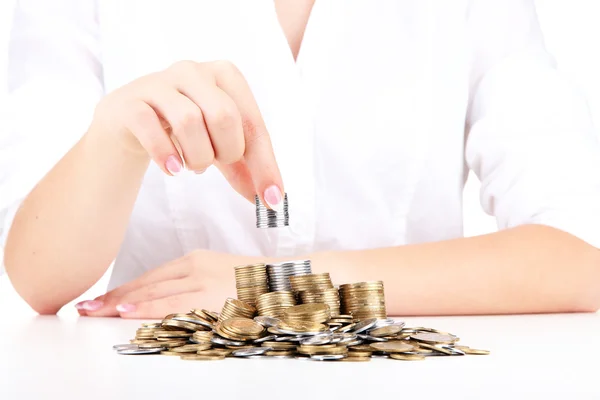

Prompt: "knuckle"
[172,108,203,134]
[211,60,241,78]
[242,116,265,144]
[127,101,155,128]
[212,106,239,132]
[168,60,199,76]
[186,153,214,172]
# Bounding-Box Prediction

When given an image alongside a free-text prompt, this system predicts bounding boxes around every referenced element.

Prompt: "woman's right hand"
[91,60,284,209]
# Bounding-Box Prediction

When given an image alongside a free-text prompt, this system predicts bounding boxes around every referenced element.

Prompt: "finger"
[118,292,204,319]
[174,80,245,166]
[115,278,197,311]
[209,61,284,209]
[97,258,191,306]
[124,100,184,176]
[216,159,256,203]
[145,88,214,172]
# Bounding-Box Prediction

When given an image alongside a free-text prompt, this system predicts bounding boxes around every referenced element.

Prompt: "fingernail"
[165,155,183,176]
[75,301,86,310]
[116,303,137,313]
[194,168,207,175]
[81,300,103,311]
[264,185,284,213]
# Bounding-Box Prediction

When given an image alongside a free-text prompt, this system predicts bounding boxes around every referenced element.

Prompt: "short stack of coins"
[299,288,341,316]
[339,281,387,320]
[255,194,289,228]
[234,263,269,307]
[266,260,312,291]
[283,303,331,324]
[218,298,256,322]
[256,291,296,318]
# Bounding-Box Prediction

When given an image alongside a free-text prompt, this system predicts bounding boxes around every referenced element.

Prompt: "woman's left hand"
[75,250,266,318]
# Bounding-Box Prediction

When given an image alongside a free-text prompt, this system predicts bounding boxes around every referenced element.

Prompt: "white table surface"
[1,312,599,400]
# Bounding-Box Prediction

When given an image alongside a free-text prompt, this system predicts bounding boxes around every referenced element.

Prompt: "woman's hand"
[76,250,268,318]
[92,60,284,208]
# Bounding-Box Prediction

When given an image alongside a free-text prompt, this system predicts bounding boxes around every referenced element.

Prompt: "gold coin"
[340,356,371,362]
[220,317,265,336]
[160,351,183,356]
[138,342,168,349]
[461,348,490,355]
[348,350,372,357]
[261,341,296,350]
[198,349,233,356]
[171,344,212,353]
[410,332,458,345]
[369,325,402,337]
[348,344,375,351]
[265,350,296,357]
[180,354,225,361]
[369,341,415,353]
[415,342,454,355]
[390,353,425,361]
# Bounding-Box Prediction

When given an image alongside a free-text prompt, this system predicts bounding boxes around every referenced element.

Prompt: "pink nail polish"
[75,301,86,310]
[81,300,103,311]
[165,155,182,176]
[263,185,284,213]
[116,304,137,313]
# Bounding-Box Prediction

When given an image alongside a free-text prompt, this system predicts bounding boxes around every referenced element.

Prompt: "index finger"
[209,61,285,211]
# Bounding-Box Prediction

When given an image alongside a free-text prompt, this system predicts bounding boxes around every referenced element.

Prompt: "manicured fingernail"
[165,155,183,176]
[81,300,103,311]
[75,301,86,310]
[264,185,284,213]
[116,303,137,313]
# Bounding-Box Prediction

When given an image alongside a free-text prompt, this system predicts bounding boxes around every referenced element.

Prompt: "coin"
[369,325,403,337]
[254,316,281,327]
[351,318,378,334]
[311,354,345,361]
[256,291,296,319]
[232,347,273,357]
[181,354,226,361]
[460,348,490,355]
[283,303,331,323]
[340,356,371,362]
[410,332,458,344]
[117,348,163,355]
[170,344,212,353]
[369,341,416,353]
[112,344,138,351]
[390,353,426,361]
[218,298,256,322]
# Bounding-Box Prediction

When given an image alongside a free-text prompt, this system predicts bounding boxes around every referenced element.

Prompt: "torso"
[97,1,472,289]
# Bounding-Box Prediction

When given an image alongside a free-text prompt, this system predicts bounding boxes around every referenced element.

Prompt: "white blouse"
[2,0,600,289]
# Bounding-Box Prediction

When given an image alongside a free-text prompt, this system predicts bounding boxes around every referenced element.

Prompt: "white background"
[1,1,599,315]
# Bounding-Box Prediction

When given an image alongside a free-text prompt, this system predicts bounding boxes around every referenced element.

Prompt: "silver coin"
[277,328,328,336]
[117,348,163,355]
[339,333,358,343]
[275,335,296,342]
[254,316,281,328]
[112,344,139,351]
[232,347,273,357]
[255,194,289,228]
[442,346,466,356]
[253,335,278,344]
[211,336,245,346]
[172,316,213,329]
[369,318,398,329]
[310,354,345,361]
[345,339,363,346]
[351,318,378,334]
[189,338,211,345]
[300,334,333,345]
[357,334,388,342]
[330,334,345,344]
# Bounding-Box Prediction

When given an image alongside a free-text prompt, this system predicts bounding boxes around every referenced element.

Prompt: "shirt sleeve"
[465,0,600,249]
[0,0,105,274]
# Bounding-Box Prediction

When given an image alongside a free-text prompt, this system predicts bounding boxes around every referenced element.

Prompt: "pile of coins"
[255,194,289,228]
[234,263,268,307]
[114,259,490,362]
[255,291,296,318]
[266,260,312,291]
[114,307,490,361]
[339,281,387,320]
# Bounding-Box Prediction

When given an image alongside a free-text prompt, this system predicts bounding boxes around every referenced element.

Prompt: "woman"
[2,0,600,318]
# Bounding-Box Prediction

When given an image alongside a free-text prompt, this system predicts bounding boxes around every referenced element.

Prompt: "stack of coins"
[214,317,265,341]
[299,288,341,316]
[266,260,312,291]
[218,298,256,322]
[256,291,296,318]
[339,281,387,320]
[283,303,331,324]
[289,273,334,292]
[255,194,289,228]
[234,263,269,307]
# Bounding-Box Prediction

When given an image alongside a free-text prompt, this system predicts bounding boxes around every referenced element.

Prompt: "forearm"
[312,225,600,316]
[4,128,150,314]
